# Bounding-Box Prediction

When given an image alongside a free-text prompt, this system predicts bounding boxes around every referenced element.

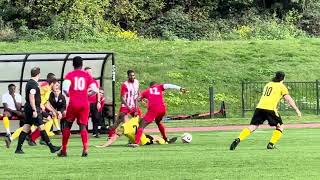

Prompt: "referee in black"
[15,67,61,154]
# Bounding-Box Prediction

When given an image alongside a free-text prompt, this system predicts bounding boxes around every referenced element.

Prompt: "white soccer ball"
[181,133,192,143]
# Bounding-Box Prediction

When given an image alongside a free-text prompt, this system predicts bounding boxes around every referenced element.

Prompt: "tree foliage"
[0,0,319,40]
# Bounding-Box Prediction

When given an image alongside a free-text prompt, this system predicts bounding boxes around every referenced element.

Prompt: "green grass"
[1,39,320,116]
[149,115,320,128]
[1,128,320,179]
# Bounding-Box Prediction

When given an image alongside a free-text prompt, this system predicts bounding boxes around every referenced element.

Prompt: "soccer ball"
[181,133,192,143]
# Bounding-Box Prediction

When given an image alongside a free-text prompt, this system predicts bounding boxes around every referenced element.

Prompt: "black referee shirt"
[25,79,41,108]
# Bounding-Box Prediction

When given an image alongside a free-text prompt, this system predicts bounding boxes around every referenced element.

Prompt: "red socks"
[134,128,143,144]
[157,122,167,141]
[62,128,71,153]
[80,129,89,152]
[31,129,41,142]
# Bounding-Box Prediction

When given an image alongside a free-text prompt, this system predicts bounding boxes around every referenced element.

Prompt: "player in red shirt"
[58,56,99,157]
[129,81,186,147]
[108,70,141,137]
[84,67,102,138]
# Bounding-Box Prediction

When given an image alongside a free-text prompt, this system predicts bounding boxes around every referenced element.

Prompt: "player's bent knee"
[139,118,149,128]
[79,124,87,131]
[248,125,258,132]
[61,120,73,129]
[3,111,11,117]
[276,125,284,132]
[38,124,45,131]
[22,124,31,132]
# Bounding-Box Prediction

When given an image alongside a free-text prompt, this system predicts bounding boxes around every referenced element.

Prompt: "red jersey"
[64,69,95,105]
[120,79,139,109]
[140,84,166,111]
[98,96,105,112]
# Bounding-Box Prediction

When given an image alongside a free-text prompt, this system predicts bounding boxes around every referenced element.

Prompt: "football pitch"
[1,128,320,180]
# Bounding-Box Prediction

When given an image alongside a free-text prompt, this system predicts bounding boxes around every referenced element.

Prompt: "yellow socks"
[44,119,55,136]
[3,116,10,135]
[238,128,251,141]
[12,127,23,140]
[53,117,60,131]
[269,129,283,145]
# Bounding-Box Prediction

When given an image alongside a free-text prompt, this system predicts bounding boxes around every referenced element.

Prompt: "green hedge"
[0,0,319,41]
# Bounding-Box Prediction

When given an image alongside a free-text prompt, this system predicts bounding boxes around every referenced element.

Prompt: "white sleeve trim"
[62,80,72,93]
[89,83,99,93]
[163,84,181,90]
[30,89,36,95]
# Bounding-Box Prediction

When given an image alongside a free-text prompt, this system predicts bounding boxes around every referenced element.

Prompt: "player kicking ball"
[95,117,178,147]
[128,81,186,147]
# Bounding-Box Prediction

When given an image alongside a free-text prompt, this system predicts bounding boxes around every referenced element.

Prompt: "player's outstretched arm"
[284,94,301,117]
[163,84,187,93]
[95,135,119,148]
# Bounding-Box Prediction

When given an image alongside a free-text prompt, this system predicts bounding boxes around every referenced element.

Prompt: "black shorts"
[145,134,154,145]
[42,111,52,118]
[250,108,283,126]
[24,106,44,126]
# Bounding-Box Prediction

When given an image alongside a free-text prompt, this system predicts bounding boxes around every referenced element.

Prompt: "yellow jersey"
[40,82,51,105]
[256,82,289,112]
[120,117,151,145]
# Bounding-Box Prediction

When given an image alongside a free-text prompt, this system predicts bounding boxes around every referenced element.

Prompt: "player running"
[58,56,99,157]
[229,71,301,150]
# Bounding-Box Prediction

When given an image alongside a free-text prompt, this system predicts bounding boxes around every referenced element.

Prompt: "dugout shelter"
[0,52,115,133]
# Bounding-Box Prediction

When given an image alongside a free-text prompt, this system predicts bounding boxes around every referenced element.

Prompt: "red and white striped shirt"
[120,79,139,108]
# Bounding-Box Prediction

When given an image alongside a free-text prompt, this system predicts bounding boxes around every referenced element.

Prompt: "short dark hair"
[73,56,83,69]
[46,73,56,83]
[149,81,157,87]
[84,67,91,71]
[31,67,40,77]
[47,73,55,80]
[48,78,58,84]
[48,77,57,85]
[127,70,134,76]
[272,71,285,82]
[8,84,15,89]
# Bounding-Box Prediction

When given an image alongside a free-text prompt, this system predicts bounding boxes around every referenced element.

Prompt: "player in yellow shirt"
[95,117,177,147]
[40,73,61,135]
[4,73,59,147]
[230,71,301,150]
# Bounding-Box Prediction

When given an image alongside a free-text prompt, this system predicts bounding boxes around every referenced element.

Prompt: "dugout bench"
[0,52,116,134]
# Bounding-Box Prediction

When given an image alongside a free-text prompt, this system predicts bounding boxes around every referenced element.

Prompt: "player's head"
[272,71,285,82]
[53,81,60,92]
[48,78,57,88]
[127,70,135,82]
[149,81,157,87]
[8,84,16,94]
[84,67,93,76]
[99,87,104,95]
[47,73,56,83]
[31,67,40,79]
[73,56,83,69]
[47,73,55,80]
